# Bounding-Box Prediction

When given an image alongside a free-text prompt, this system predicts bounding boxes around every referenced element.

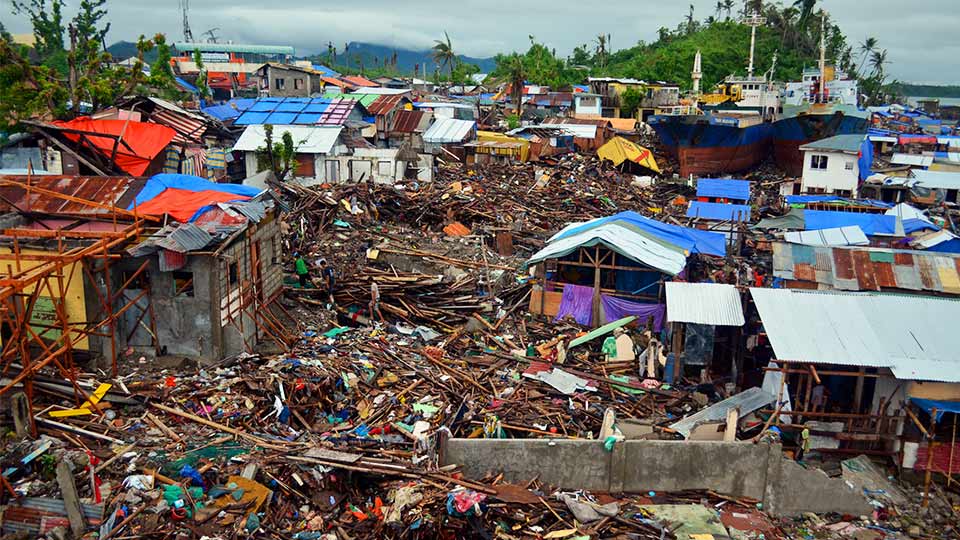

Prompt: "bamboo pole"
[922,407,938,508]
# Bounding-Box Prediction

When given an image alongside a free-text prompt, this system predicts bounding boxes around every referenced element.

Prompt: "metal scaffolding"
[0,176,159,436]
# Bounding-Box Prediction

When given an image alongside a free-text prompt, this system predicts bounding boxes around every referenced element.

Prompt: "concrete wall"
[443,439,872,517]
[801,150,859,194]
[245,149,434,186]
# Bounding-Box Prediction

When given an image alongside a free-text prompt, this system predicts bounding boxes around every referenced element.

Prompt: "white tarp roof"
[423,117,475,143]
[750,288,960,382]
[783,226,869,246]
[911,169,960,190]
[233,125,342,154]
[527,223,687,276]
[665,282,745,326]
[885,202,931,223]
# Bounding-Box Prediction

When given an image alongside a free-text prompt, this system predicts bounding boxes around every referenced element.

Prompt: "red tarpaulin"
[134,188,251,222]
[52,117,177,176]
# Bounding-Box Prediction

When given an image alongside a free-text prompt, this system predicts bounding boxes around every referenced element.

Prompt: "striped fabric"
[151,109,206,144]
[162,148,181,174]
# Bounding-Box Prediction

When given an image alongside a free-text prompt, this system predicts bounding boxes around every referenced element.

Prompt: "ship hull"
[650,115,773,177]
[772,108,870,176]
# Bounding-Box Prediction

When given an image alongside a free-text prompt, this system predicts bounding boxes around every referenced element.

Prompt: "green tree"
[432,31,456,78]
[792,0,817,27]
[256,124,303,182]
[620,86,643,118]
[11,0,64,63]
[192,48,210,99]
[856,37,878,77]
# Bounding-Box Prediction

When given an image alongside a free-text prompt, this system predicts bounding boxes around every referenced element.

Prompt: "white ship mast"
[818,15,827,101]
[742,12,767,79]
[692,49,702,95]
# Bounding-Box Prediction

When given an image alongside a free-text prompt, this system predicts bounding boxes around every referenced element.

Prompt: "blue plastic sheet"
[696,178,750,201]
[555,211,727,257]
[910,398,960,422]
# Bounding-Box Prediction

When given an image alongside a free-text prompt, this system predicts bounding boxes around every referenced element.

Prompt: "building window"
[228,262,239,285]
[835,189,852,197]
[810,154,829,170]
[173,271,194,297]
[377,161,392,177]
[844,161,854,171]
[294,78,304,90]
[275,78,285,90]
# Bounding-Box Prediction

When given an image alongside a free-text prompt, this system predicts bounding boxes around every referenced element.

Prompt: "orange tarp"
[53,117,177,176]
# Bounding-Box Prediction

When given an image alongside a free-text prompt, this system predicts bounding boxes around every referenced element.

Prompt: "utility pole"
[818,15,827,102]
[742,12,766,78]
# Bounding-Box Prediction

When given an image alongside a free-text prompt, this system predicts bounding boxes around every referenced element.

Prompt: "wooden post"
[922,407,938,508]
[11,391,31,438]
[591,246,601,327]
[724,407,740,442]
[56,461,86,537]
[853,366,866,414]
[671,322,684,382]
[949,415,957,488]
[775,362,787,426]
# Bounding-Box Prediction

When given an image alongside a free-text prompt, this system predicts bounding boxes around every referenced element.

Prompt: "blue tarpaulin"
[552,211,727,257]
[859,137,874,181]
[911,398,960,422]
[687,201,751,221]
[202,98,256,121]
[804,210,938,236]
[696,178,750,201]
[129,174,262,209]
[175,77,198,94]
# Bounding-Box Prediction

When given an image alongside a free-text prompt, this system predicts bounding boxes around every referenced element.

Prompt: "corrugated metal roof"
[0,176,143,216]
[233,125,342,154]
[799,134,864,154]
[696,179,750,200]
[173,42,294,55]
[509,123,598,139]
[669,386,774,438]
[750,287,960,380]
[783,226,869,246]
[155,222,213,253]
[771,242,960,294]
[391,109,427,133]
[665,282,745,326]
[911,169,960,190]
[365,94,406,116]
[341,75,379,88]
[423,118,476,144]
[891,153,934,167]
[687,201,751,221]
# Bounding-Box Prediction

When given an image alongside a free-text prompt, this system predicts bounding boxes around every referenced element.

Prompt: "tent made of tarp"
[51,117,177,176]
[550,211,727,257]
[696,178,750,201]
[129,174,262,222]
[687,201,751,221]
[596,137,660,173]
[527,222,688,276]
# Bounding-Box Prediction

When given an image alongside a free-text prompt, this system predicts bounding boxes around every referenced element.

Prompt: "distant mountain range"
[317,42,497,75]
[106,41,158,63]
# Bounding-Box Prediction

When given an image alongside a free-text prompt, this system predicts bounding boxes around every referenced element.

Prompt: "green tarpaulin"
[569,316,637,348]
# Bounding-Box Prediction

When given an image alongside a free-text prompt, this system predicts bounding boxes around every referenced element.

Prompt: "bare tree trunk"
[68,24,79,116]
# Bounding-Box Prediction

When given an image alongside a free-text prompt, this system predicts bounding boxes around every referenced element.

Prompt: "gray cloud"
[2,0,957,84]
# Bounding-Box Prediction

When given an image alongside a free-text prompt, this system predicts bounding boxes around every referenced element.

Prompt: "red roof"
[51,117,176,176]
[0,176,144,216]
[366,94,406,116]
[322,77,353,89]
[342,75,379,88]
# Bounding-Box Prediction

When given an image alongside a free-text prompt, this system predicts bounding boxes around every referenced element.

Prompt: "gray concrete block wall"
[443,438,873,516]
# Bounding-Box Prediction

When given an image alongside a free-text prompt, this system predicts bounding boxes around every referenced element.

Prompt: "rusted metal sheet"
[0,176,143,216]
[366,94,405,117]
[895,252,914,266]
[917,255,941,291]
[391,109,426,134]
[832,248,856,280]
[873,261,897,288]
[852,250,879,290]
[794,263,816,282]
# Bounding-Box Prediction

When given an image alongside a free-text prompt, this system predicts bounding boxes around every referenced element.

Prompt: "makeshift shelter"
[664,282,746,382]
[527,215,720,328]
[127,173,262,222]
[596,136,660,173]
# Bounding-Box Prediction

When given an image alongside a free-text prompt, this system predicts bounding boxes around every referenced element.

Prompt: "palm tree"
[745,0,763,15]
[595,33,608,69]
[856,37,878,77]
[715,0,724,19]
[779,7,798,46]
[792,0,817,26]
[870,49,888,77]
[432,31,457,79]
[686,4,696,33]
[505,54,527,116]
[723,0,735,19]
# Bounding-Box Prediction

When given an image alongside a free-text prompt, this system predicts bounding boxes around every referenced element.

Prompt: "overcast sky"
[3,0,956,84]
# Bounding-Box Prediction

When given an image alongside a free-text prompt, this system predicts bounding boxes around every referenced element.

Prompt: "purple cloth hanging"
[600,295,665,331]
[554,284,594,325]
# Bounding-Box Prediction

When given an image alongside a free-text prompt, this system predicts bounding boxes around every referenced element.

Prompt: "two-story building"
[256,63,325,97]
[798,134,865,196]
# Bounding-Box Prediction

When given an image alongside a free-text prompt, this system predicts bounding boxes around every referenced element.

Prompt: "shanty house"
[0,174,286,366]
[256,63,325,97]
[687,179,751,224]
[574,93,602,117]
[799,134,865,196]
[422,118,477,154]
[388,109,433,150]
[526,211,726,328]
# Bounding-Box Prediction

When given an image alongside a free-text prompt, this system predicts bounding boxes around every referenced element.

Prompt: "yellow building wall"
[0,247,89,350]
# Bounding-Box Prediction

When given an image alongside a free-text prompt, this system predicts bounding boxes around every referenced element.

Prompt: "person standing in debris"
[797,424,811,462]
[294,252,311,289]
[369,280,385,323]
[319,259,335,305]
